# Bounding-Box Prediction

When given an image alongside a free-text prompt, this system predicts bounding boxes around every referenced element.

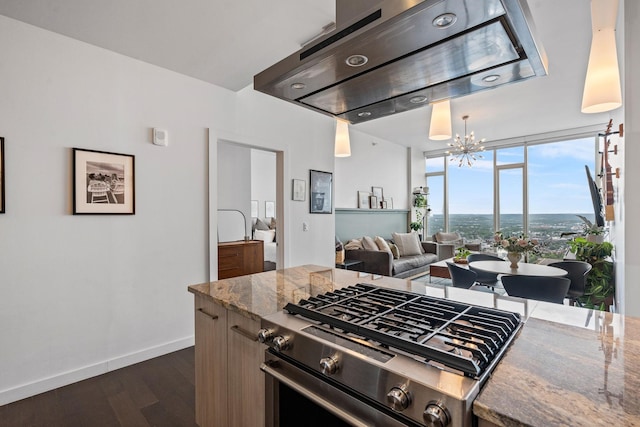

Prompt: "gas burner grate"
[286,284,521,378]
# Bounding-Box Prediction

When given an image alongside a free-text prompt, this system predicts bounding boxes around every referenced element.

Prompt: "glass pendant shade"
[334,120,351,157]
[429,100,452,140]
[581,0,621,114]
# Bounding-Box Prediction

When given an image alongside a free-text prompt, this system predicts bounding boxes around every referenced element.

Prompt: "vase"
[507,252,522,268]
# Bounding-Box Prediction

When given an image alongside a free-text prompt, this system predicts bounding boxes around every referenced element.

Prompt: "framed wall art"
[371,186,383,203]
[0,137,4,214]
[73,148,135,214]
[358,191,371,209]
[292,179,306,201]
[265,200,275,218]
[251,200,259,217]
[310,169,332,214]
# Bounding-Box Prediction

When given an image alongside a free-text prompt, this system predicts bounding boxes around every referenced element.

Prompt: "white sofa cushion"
[392,232,422,257]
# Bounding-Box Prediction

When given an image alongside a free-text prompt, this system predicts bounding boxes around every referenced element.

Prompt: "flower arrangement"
[493,231,539,254]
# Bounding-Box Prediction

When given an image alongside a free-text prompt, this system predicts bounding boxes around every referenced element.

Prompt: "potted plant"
[568,237,614,311]
[576,215,606,243]
[409,220,423,232]
[453,247,471,264]
[410,192,428,238]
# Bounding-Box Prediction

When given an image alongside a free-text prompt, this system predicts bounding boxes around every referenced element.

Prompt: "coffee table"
[428,257,470,282]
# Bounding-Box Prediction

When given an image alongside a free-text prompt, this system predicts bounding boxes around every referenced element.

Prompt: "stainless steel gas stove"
[259,283,521,427]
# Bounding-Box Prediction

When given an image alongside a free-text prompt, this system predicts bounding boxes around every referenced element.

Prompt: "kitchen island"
[188,265,640,427]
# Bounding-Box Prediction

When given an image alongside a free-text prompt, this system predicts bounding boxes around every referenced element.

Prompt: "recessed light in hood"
[254,0,547,124]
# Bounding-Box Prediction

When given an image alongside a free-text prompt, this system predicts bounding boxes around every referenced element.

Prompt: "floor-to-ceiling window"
[425,134,597,258]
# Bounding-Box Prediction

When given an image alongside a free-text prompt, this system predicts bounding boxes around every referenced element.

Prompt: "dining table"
[468,260,568,277]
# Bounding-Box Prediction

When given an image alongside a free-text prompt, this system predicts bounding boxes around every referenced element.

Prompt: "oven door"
[261,349,423,427]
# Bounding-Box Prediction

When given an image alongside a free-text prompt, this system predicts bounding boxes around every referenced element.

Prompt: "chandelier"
[446,115,486,167]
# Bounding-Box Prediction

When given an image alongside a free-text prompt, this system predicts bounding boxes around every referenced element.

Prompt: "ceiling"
[0,0,616,152]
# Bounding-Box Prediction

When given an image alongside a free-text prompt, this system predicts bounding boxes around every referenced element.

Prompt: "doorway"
[212,138,284,281]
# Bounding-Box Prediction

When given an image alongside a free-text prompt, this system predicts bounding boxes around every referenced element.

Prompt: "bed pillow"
[254,229,276,243]
[362,236,378,251]
[392,232,422,257]
[375,236,392,254]
[255,218,270,231]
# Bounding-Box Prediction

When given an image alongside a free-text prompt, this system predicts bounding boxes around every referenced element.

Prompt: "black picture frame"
[309,169,332,214]
[0,137,4,214]
[73,148,135,215]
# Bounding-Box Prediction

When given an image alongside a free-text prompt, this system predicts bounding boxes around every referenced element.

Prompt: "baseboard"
[0,336,195,406]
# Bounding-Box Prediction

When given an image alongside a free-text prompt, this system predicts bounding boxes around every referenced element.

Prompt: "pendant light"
[581,0,621,114]
[429,100,452,140]
[334,119,351,157]
[446,115,486,167]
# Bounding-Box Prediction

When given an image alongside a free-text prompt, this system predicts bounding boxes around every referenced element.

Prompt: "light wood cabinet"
[194,295,265,427]
[218,240,264,279]
[227,310,265,426]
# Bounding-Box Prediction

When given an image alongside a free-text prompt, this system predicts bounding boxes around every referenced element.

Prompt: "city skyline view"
[426,137,598,215]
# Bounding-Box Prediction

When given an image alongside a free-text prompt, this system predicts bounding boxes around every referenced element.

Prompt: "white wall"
[218,141,252,239]
[0,15,233,404]
[0,16,338,405]
[622,0,638,317]
[334,128,409,209]
[251,149,276,218]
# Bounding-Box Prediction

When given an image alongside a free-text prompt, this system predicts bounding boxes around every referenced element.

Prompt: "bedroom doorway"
[215,139,284,278]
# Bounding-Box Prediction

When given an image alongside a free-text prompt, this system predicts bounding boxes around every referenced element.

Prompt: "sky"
[426,137,598,215]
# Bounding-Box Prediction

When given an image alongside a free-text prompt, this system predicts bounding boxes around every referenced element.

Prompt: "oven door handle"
[260,362,370,427]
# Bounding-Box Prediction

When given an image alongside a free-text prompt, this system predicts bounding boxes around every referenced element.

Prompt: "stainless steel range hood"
[254,0,547,124]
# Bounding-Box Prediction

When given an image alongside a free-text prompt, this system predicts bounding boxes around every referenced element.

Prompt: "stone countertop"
[188,265,640,426]
[187,264,426,322]
[474,313,640,426]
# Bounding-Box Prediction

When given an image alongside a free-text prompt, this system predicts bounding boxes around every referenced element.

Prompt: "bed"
[253,217,277,271]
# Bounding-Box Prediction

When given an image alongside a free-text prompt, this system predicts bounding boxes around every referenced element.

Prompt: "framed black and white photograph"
[358,191,371,209]
[292,179,306,201]
[370,195,379,209]
[310,169,332,214]
[265,200,275,218]
[251,200,259,217]
[73,148,135,214]
[372,186,383,203]
[0,137,4,214]
[387,197,394,209]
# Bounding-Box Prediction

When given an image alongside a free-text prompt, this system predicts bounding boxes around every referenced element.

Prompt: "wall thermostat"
[153,128,168,146]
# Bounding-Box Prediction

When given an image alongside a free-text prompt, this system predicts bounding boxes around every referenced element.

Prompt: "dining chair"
[446,262,493,292]
[467,253,503,288]
[547,261,592,305]
[500,275,571,304]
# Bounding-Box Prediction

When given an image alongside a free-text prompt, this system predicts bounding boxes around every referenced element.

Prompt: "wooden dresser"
[218,240,264,279]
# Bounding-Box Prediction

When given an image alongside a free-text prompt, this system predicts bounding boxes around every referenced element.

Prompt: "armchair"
[432,231,481,259]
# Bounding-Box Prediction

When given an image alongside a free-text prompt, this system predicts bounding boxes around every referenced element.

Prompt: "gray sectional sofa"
[343,233,445,279]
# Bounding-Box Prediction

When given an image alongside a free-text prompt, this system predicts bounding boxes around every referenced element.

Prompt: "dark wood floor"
[0,347,197,427]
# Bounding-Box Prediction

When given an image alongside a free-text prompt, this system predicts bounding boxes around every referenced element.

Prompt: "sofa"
[343,232,445,279]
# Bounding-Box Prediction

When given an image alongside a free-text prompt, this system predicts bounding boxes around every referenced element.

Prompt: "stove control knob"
[423,401,451,427]
[272,336,290,352]
[257,328,274,344]
[386,387,411,412]
[319,355,339,375]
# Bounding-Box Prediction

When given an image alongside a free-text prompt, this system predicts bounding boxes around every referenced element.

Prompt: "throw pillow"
[344,239,363,250]
[374,236,392,254]
[255,218,270,231]
[254,229,275,243]
[392,232,422,257]
[388,242,400,259]
[269,217,277,229]
[362,236,378,251]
